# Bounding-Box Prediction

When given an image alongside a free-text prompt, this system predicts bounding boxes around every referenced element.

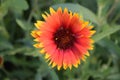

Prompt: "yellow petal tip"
[63,63,67,70]
[74,63,78,68]
[57,66,61,70]
[50,7,56,14]
[86,52,90,56]
[52,62,57,68]
[69,65,72,70]
[42,14,47,20]
[45,54,50,59]
[40,49,45,54]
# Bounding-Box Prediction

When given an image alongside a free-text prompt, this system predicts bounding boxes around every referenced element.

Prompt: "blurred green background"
[0,0,120,80]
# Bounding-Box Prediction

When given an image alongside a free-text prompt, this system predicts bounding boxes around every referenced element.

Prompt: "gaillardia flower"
[31,7,95,70]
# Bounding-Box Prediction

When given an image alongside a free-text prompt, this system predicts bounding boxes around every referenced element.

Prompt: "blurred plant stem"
[97,0,119,26]
[105,0,118,19]
[112,14,120,24]
[97,4,103,19]
[27,0,38,23]
[1,67,9,77]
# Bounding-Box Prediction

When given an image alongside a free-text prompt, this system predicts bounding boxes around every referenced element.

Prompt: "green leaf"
[11,0,28,10]
[0,5,7,20]
[16,19,32,31]
[16,19,27,30]
[24,49,41,57]
[0,47,29,55]
[52,3,98,24]
[97,38,120,56]
[0,25,12,50]
[35,73,42,80]
[49,69,59,80]
[10,70,34,80]
[93,25,120,42]
[3,0,29,13]
[0,25,9,39]
[107,74,120,80]
[0,38,13,51]
[36,56,59,80]
[36,60,59,80]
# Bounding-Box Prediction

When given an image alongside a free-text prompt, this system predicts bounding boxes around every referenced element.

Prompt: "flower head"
[31,7,95,70]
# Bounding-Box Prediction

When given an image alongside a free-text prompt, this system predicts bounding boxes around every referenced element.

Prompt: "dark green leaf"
[16,19,33,31]
[93,25,120,42]
[3,0,29,13]
[97,38,120,56]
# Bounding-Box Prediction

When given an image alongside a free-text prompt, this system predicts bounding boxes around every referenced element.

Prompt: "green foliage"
[0,0,120,80]
[1,0,28,14]
[93,25,120,42]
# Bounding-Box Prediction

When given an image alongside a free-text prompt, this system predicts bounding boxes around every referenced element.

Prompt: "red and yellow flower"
[31,7,95,70]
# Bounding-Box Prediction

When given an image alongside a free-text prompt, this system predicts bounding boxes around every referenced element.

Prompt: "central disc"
[53,27,75,50]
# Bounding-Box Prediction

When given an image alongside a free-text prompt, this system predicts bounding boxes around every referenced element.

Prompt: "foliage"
[0,0,120,80]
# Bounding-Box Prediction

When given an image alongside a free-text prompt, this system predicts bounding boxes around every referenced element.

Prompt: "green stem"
[112,13,120,24]
[105,0,118,19]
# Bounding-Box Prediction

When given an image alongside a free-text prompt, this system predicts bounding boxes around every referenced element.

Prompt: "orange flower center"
[54,27,75,50]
